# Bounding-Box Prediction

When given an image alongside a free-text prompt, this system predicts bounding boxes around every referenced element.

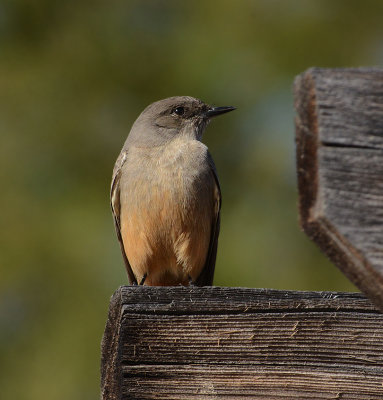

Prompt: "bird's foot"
[139,273,147,285]
[188,275,196,286]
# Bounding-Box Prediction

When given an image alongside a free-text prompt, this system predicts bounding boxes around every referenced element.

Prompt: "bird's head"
[126,96,235,147]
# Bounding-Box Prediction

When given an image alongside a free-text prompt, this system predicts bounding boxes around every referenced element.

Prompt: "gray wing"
[111,151,137,285]
[194,152,221,286]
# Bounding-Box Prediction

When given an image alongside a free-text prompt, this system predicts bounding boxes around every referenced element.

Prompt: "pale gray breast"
[119,138,214,212]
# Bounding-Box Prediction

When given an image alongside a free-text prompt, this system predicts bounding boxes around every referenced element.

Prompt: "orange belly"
[120,184,214,285]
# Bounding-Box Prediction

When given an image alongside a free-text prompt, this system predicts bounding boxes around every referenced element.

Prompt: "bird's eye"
[174,106,185,116]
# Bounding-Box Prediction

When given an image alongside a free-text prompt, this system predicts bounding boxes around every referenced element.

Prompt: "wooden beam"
[294,67,383,311]
[101,286,383,399]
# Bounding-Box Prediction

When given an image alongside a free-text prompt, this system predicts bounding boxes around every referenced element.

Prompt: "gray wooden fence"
[101,68,383,399]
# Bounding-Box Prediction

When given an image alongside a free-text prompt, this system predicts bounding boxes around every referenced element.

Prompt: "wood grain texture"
[294,67,383,311]
[101,286,383,399]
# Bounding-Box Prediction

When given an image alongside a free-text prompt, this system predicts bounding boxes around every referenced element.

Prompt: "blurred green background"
[1,0,383,398]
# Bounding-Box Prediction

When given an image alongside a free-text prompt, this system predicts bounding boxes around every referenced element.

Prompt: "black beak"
[205,105,236,118]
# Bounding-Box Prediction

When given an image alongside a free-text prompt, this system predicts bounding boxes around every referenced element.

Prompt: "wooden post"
[101,286,383,399]
[294,67,383,311]
[101,68,383,399]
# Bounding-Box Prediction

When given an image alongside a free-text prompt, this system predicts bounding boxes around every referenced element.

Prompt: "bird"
[111,96,235,286]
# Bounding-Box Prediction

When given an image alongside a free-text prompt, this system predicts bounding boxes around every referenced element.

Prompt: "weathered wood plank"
[312,68,383,149]
[122,366,383,399]
[294,67,383,311]
[101,286,383,399]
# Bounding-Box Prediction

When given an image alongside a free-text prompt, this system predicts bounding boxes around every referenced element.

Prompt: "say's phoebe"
[111,96,235,286]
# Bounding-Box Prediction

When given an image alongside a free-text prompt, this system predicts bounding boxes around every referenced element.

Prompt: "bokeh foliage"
[1,0,383,398]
